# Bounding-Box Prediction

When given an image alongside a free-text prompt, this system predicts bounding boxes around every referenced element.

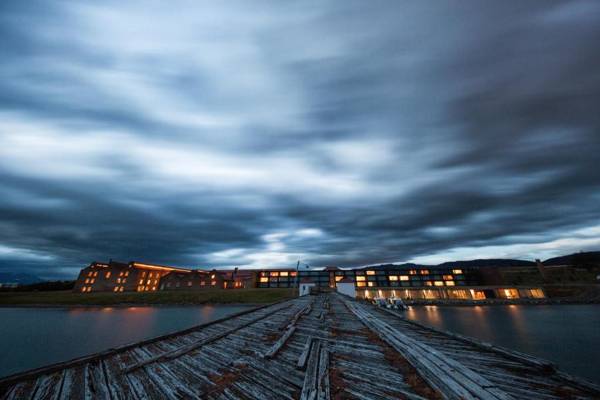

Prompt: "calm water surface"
[405,304,600,384]
[0,305,252,378]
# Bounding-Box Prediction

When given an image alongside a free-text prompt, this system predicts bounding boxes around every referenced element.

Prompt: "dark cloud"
[1,1,599,278]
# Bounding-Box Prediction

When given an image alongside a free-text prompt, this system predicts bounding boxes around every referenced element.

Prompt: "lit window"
[113,287,119,292]
[153,279,158,285]
[399,276,409,281]
[90,279,95,284]
[290,272,297,277]
[201,281,206,286]
[356,282,366,287]
[81,287,86,293]
[356,276,365,282]
[119,287,124,292]
[445,281,455,286]
[387,275,397,281]
[151,286,156,291]
[117,278,121,283]
[434,281,444,287]
[88,271,93,277]
[335,276,344,282]
[187,281,192,286]
[119,272,124,277]
[420,269,430,275]
[139,279,144,285]
[269,272,279,277]
[141,271,147,278]
[260,272,268,277]
[443,275,453,280]
[147,279,151,285]
[211,281,216,286]
[211,274,216,279]
[424,281,433,286]
[125,271,129,277]
[105,272,111,279]
[280,271,288,277]
[94,271,98,277]
[409,270,417,275]
[366,270,375,275]
[85,278,90,284]
[367,282,375,287]
[452,269,463,274]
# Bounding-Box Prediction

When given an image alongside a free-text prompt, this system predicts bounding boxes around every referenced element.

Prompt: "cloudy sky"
[1,1,600,278]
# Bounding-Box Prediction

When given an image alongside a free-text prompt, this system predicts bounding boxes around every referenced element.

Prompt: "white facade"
[299,283,316,296]
[336,282,356,298]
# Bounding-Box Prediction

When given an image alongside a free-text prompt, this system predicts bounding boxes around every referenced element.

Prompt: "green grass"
[0,288,295,306]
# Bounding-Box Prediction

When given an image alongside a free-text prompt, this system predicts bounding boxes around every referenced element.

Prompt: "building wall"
[356,286,545,301]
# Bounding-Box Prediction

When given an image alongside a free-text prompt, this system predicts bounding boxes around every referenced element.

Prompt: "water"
[405,304,600,384]
[0,305,252,378]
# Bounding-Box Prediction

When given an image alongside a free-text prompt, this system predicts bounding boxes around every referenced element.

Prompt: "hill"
[543,251,600,267]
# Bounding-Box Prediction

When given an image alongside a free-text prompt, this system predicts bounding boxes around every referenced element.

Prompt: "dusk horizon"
[2,1,600,280]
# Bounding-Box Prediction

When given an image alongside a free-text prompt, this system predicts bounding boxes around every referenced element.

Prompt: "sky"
[1,1,600,279]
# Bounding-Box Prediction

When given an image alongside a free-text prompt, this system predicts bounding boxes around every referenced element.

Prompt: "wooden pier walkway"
[1,293,599,399]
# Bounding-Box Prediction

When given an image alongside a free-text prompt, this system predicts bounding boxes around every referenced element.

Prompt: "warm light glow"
[409,269,417,275]
[335,276,344,281]
[445,281,455,286]
[399,276,409,281]
[105,272,111,279]
[356,282,366,287]
[366,270,375,275]
[443,275,453,280]
[420,269,430,275]
[452,269,463,274]
[388,275,398,281]
[356,276,365,281]
[434,281,444,287]
[132,262,191,273]
[260,277,269,283]
[367,282,375,287]
[269,271,279,277]
[280,271,288,277]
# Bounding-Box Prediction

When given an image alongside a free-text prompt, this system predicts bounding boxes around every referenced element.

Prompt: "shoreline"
[0,302,262,309]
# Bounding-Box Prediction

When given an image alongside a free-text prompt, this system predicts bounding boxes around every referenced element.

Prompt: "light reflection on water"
[0,305,252,378]
[405,304,600,384]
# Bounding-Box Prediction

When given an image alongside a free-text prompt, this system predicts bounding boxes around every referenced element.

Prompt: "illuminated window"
[113,287,119,292]
[211,281,216,286]
[125,271,129,277]
[409,270,417,275]
[151,286,156,291]
[187,281,192,286]
[119,272,124,277]
[260,277,269,283]
[445,281,455,286]
[81,287,86,293]
[88,271,93,277]
[119,287,124,292]
[470,289,486,300]
[105,272,111,279]
[356,282,366,287]
[367,282,375,287]
[260,272,268,277]
[117,278,122,283]
[85,278,90,284]
[137,286,143,291]
[269,272,279,277]
[434,281,444,287]
[443,275,453,280]
[452,269,463,274]
[424,281,433,286]
[90,279,95,284]
[420,269,430,275]
[139,279,144,285]
[211,274,216,279]
[388,275,398,281]
[153,279,158,285]
[356,276,365,282]
[399,276,409,281]
[201,281,206,286]
[280,271,288,277]
[141,271,147,278]
[94,271,98,277]
[147,279,151,285]
[366,270,375,275]
[290,271,297,277]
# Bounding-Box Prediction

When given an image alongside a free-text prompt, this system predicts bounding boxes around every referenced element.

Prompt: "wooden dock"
[1,293,599,399]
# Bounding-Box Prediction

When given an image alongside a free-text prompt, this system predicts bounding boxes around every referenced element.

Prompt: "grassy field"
[0,288,295,306]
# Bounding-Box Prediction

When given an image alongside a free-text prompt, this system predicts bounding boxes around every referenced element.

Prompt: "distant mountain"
[0,272,43,285]
[437,259,535,268]
[543,251,600,266]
